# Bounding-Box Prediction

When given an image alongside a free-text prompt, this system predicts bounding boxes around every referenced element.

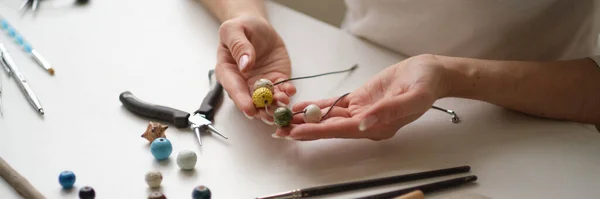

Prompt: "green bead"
[274,107,293,127]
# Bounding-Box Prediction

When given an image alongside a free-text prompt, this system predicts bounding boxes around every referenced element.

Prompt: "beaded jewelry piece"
[250,64,460,127]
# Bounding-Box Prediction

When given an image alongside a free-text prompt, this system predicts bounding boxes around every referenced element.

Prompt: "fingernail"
[243,111,253,120]
[261,118,275,125]
[271,133,283,139]
[285,136,297,141]
[238,55,249,71]
[277,101,287,107]
[359,115,378,131]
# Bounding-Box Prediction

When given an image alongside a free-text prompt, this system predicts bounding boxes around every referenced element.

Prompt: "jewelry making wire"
[292,92,350,119]
[273,64,358,86]
[258,65,459,123]
[263,65,357,117]
[431,105,460,123]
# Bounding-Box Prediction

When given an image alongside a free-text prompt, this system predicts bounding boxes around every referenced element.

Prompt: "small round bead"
[303,104,322,123]
[148,192,167,199]
[253,78,274,92]
[150,138,173,160]
[274,107,293,127]
[176,149,197,170]
[58,170,76,189]
[78,186,95,199]
[252,87,273,108]
[192,185,212,199]
[145,170,163,188]
[75,0,89,5]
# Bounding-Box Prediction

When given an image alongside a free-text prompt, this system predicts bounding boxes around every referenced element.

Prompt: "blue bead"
[150,138,172,160]
[192,185,211,199]
[15,34,23,44]
[7,27,16,37]
[58,171,76,189]
[22,42,32,53]
[0,20,9,30]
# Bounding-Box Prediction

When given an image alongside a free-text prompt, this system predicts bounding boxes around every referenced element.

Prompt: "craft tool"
[392,190,424,199]
[0,17,55,75]
[0,42,44,115]
[119,70,227,146]
[256,165,471,199]
[355,175,478,199]
[20,0,39,13]
[0,69,3,116]
[0,156,45,199]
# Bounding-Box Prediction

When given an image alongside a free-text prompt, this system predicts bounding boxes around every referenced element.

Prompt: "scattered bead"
[58,170,76,189]
[192,185,212,199]
[148,192,167,199]
[176,150,197,170]
[253,78,274,93]
[75,0,89,5]
[145,170,163,188]
[150,138,173,160]
[303,104,322,123]
[252,87,273,108]
[78,186,95,199]
[141,122,168,143]
[274,107,293,127]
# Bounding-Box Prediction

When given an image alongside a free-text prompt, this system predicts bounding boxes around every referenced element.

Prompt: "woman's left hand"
[274,54,452,141]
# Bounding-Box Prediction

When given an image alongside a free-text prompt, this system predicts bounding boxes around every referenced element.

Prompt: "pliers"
[119,70,227,146]
[20,0,41,14]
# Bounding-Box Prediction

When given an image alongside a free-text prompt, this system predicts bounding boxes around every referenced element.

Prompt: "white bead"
[253,79,274,92]
[303,104,322,123]
[176,149,197,170]
[145,170,162,188]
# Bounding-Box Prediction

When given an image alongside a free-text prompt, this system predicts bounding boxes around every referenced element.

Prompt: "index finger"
[276,117,364,140]
[215,61,257,116]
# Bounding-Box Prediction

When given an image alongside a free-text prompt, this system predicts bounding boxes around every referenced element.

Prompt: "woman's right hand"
[214,16,296,124]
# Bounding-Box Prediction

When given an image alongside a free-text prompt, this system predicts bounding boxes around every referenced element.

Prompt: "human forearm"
[199,0,267,23]
[442,56,600,124]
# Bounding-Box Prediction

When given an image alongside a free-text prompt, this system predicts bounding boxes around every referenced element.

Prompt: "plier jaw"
[189,113,228,146]
[118,70,226,147]
[20,0,40,14]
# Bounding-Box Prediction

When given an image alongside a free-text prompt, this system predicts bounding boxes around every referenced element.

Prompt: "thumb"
[219,21,256,72]
[358,91,431,131]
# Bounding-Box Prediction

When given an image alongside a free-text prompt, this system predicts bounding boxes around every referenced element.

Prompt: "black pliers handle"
[118,70,226,145]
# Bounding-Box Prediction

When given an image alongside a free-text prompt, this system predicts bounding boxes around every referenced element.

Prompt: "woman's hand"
[214,16,296,124]
[274,54,451,140]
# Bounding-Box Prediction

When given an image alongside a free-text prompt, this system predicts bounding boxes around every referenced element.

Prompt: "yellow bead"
[252,87,273,108]
[254,79,274,93]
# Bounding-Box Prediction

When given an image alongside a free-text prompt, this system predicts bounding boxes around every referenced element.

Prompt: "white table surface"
[1,0,600,198]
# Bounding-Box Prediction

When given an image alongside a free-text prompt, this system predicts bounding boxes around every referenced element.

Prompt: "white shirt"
[342,0,600,61]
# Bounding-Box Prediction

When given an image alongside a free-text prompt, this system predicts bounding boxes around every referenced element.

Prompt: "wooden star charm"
[141,122,168,143]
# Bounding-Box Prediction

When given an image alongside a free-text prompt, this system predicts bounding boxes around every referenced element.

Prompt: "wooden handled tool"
[0,156,45,199]
[392,190,424,199]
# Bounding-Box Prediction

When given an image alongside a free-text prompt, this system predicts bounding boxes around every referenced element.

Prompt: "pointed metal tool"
[118,69,227,147]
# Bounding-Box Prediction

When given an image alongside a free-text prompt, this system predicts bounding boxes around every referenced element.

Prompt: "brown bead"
[141,122,168,143]
[148,192,167,199]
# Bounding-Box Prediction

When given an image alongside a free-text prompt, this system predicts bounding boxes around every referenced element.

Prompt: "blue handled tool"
[0,17,54,75]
